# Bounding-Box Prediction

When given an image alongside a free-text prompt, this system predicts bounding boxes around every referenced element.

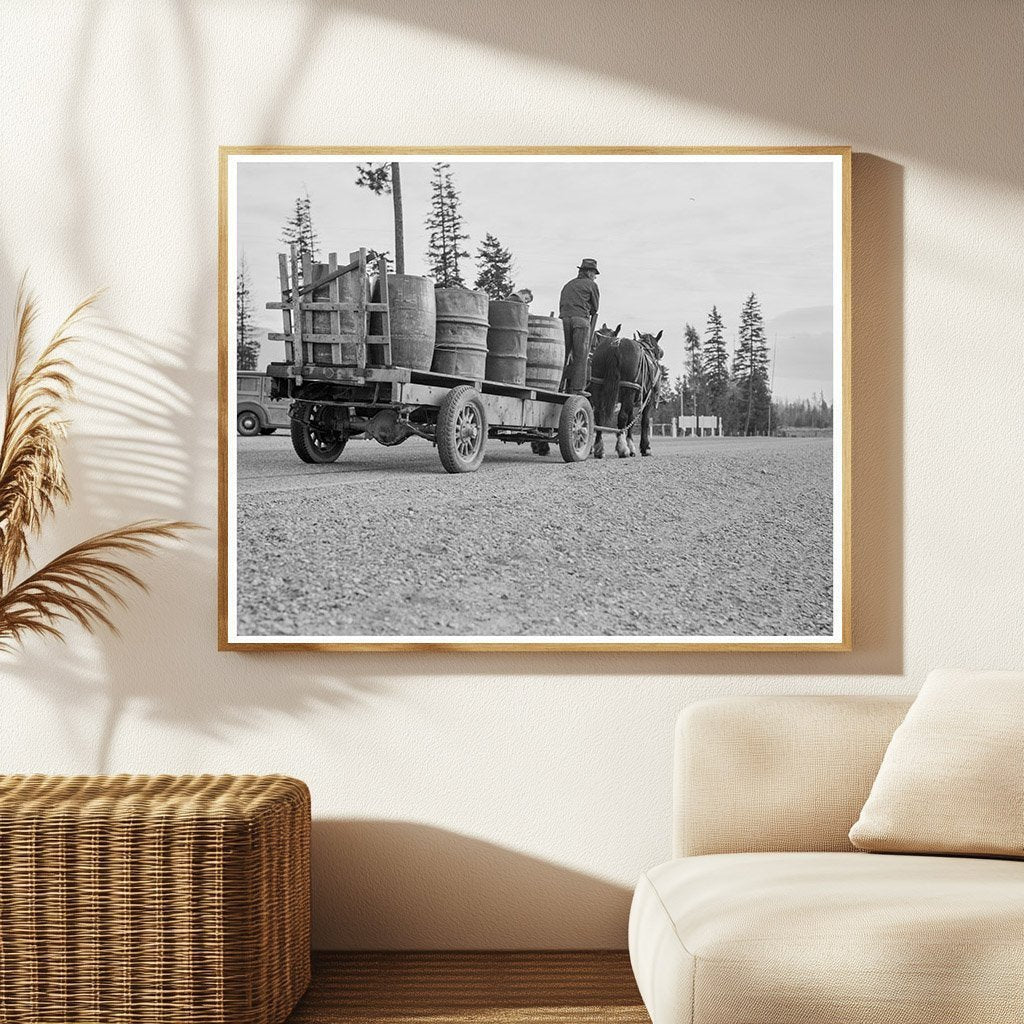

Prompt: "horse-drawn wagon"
[264,246,596,474]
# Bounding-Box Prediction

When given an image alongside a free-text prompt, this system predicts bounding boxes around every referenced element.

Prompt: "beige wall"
[1,1,1021,949]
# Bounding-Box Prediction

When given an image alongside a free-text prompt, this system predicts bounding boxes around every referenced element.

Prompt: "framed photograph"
[219,147,850,651]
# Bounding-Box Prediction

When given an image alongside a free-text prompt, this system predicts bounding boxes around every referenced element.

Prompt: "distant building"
[651,417,722,438]
[675,416,720,438]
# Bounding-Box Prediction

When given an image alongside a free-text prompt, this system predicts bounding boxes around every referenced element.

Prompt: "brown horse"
[588,325,664,458]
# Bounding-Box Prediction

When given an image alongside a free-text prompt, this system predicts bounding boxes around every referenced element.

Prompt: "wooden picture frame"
[219,147,851,652]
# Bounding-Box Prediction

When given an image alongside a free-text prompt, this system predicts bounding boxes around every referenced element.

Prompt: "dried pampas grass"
[0,280,195,651]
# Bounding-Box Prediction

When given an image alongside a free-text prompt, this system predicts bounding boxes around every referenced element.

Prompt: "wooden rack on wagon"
[265,245,596,474]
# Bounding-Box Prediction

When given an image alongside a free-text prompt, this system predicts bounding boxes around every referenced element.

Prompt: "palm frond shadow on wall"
[0,285,383,772]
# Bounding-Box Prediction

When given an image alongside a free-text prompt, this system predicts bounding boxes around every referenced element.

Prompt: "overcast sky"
[236,156,837,402]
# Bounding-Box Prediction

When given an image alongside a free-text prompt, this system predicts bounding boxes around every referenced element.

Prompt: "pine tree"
[280,189,319,279]
[355,162,405,274]
[703,305,729,431]
[425,162,470,287]
[236,252,260,371]
[732,292,772,435]
[684,322,704,431]
[770,395,835,433]
[655,361,672,406]
[474,233,516,299]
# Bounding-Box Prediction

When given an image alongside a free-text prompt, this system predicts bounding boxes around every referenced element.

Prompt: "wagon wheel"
[437,386,488,474]
[290,404,347,464]
[237,410,261,437]
[558,394,595,463]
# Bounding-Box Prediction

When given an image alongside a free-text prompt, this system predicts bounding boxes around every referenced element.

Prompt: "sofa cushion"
[629,852,1024,1024]
[675,695,912,857]
[849,668,1024,857]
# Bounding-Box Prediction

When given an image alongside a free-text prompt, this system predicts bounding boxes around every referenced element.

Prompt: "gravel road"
[234,435,834,639]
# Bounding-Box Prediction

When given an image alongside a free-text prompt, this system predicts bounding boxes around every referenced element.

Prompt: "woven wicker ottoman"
[0,774,310,1024]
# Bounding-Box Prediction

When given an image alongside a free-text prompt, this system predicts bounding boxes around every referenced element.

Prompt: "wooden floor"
[287,952,649,1023]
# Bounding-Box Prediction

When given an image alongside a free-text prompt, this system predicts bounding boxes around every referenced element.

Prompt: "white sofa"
[628,695,1024,1023]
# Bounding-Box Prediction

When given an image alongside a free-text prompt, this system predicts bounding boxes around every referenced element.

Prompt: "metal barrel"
[485,299,528,385]
[432,287,489,379]
[525,315,564,391]
[309,262,361,365]
[370,274,436,371]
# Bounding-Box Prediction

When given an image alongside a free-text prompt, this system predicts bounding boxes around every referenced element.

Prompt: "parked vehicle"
[236,371,291,436]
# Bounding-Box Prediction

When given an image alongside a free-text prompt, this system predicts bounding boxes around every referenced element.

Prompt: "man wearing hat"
[558,258,600,393]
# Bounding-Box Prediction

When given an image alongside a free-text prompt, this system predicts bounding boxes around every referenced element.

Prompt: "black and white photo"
[219,148,850,650]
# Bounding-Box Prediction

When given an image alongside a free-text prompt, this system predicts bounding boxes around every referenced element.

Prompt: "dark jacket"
[559,274,600,319]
